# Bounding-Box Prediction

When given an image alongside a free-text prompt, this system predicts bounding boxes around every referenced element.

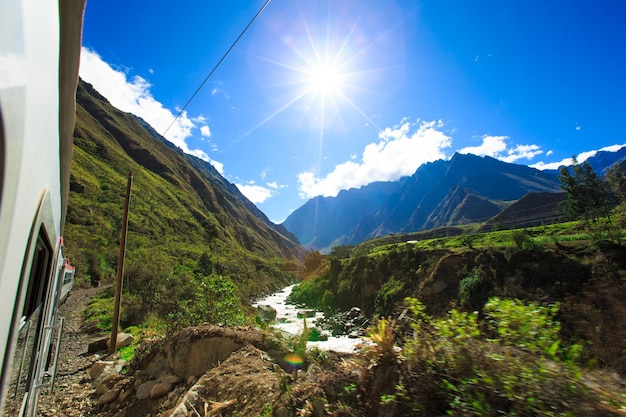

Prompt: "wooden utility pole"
[110,172,133,354]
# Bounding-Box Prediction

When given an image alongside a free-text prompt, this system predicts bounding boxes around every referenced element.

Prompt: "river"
[252,284,366,353]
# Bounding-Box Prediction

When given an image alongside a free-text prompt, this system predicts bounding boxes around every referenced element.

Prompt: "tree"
[558,157,612,239]
[606,163,626,204]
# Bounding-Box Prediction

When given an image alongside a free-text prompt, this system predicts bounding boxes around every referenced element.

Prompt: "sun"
[241,7,388,137]
[307,61,344,95]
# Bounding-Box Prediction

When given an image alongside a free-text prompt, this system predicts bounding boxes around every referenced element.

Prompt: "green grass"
[348,210,625,257]
[82,287,115,331]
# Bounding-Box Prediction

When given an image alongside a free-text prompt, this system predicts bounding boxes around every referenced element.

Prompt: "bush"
[511,229,539,250]
[288,277,329,309]
[375,277,406,316]
[484,297,563,356]
[458,267,492,310]
[166,274,245,332]
[400,297,595,416]
[367,316,397,361]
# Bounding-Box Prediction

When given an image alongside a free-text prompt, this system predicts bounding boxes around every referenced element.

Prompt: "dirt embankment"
[36,289,365,417]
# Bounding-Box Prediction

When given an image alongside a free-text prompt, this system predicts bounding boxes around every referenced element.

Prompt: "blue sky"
[80,0,626,223]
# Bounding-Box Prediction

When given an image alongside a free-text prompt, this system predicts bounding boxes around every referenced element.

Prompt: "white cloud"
[79,47,223,171]
[297,120,452,198]
[458,135,508,158]
[530,143,626,170]
[208,159,224,174]
[200,125,211,137]
[546,150,554,157]
[501,144,543,163]
[236,183,273,203]
[530,157,573,171]
[236,181,277,204]
[458,135,542,163]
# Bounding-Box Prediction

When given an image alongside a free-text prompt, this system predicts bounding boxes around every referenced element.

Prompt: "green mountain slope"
[64,80,301,300]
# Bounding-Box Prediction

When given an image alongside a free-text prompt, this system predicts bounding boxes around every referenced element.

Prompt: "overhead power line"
[162,0,271,138]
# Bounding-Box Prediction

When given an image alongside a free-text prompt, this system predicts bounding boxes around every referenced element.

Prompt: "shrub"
[375,277,406,316]
[400,297,596,416]
[164,274,244,333]
[484,297,563,357]
[288,277,330,309]
[458,267,492,310]
[510,229,539,250]
[367,316,397,362]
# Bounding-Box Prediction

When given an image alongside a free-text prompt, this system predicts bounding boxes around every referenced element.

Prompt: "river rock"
[297,309,316,318]
[316,308,369,336]
[257,305,277,322]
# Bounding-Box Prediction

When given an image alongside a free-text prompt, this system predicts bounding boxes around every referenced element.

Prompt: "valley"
[52,77,626,416]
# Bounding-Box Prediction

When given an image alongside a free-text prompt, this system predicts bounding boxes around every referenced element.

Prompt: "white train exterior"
[0,1,84,415]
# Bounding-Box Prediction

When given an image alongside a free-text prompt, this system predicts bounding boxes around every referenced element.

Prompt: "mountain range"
[282,149,626,253]
[68,77,626,265]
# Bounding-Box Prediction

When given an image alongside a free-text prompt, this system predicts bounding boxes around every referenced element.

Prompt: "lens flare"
[284,352,304,370]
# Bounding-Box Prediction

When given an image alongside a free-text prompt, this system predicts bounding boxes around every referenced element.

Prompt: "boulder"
[107,332,134,350]
[150,381,173,399]
[136,380,159,400]
[93,372,121,396]
[89,360,115,380]
[257,305,277,322]
[161,374,182,385]
[98,388,120,405]
[169,337,242,379]
[87,337,109,353]
[316,308,369,337]
[118,387,134,403]
[133,370,151,390]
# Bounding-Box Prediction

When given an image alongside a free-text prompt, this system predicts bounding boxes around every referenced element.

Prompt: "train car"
[0,1,85,415]
[59,246,76,304]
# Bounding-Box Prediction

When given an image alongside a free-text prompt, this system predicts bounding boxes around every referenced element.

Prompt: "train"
[0,0,85,415]
[59,249,76,304]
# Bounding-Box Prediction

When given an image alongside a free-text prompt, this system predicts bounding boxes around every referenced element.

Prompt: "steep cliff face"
[65,79,301,293]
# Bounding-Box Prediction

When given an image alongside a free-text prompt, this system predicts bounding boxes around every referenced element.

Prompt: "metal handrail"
[33,317,64,391]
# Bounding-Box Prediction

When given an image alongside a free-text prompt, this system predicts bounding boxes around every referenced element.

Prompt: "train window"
[23,233,52,319]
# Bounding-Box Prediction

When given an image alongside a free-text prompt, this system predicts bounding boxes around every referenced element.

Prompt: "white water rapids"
[252,284,367,353]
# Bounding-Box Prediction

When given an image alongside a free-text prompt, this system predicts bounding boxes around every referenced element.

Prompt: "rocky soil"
[37,287,106,416]
[34,287,365,417]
